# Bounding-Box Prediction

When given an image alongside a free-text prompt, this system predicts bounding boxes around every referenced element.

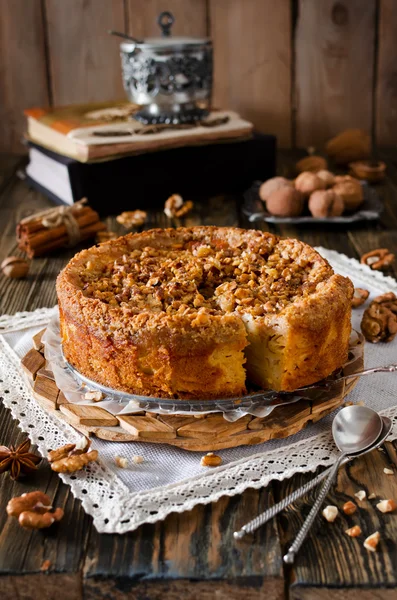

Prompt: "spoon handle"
[342,364,397,382]
[283,453,345,564]
[108,30,143,44]
[233,465,332,539]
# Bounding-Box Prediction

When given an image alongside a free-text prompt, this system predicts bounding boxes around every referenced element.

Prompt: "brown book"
[24,101,253,163]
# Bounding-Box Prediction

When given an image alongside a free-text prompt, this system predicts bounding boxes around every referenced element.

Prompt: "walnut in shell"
[258,177,293,202]
[295,155,327,174]
[325,129,370,165]
[266,187,304,217]
[308,190,344,218]
[333,175,363,211]
[316,170,336,188]
[295,172,326,197]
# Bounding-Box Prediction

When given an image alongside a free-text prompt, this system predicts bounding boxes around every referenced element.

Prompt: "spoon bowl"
[332,405,383,455]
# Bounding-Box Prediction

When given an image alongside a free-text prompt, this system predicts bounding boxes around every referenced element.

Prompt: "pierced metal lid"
[120,11,211,51]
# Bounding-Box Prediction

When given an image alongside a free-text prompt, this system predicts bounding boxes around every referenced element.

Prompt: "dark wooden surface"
[1,151,397,599]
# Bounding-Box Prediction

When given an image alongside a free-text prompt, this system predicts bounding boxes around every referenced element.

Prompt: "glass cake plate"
[43,312,375,421]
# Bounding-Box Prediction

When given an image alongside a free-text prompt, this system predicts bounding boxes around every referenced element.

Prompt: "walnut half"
[361,292,397,343]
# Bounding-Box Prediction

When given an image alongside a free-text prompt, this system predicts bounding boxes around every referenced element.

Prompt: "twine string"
[20,198,87,247]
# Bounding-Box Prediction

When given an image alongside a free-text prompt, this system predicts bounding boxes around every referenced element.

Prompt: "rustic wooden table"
[1,151,397,600]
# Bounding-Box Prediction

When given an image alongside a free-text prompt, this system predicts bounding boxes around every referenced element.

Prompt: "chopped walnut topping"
[363,531,380,552]
[116,210,147,228]
[376,499,397,513]
[132,455,144,464]
[115,456,128,468]
[322,505,338,522]
[201,452,222,467]
[345,525,362,537]
[78,232,335,320]
[368,493,377,500]
[342,501,357,515]
[384,467,394,475]
[354,490,366,501]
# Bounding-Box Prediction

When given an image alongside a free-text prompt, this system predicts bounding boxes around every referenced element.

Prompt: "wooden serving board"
[21,329,363,451]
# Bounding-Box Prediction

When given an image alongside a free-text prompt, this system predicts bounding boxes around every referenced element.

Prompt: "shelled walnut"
[116,210,147,228]
[360,248,395,270]
[361,292,397,343]
[164,194,194,218]
[6,490,64,530]
[352,288,369,308]
[48,436,98,473]
[1,256,29,279]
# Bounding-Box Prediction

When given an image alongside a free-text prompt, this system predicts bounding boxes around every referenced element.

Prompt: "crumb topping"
[77,230,333,318]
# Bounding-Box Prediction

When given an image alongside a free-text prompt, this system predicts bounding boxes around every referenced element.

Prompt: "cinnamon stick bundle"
[17,200,106,258]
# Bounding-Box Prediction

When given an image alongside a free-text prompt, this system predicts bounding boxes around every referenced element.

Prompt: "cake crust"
[57,227,353,397]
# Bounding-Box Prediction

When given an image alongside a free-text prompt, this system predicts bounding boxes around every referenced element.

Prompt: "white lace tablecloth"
[1,247,397,534]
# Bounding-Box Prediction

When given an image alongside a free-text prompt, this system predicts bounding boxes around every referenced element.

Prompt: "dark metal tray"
[242,180,383,224]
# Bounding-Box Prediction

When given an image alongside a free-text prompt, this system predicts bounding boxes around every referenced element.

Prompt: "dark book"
[24,135,276,216]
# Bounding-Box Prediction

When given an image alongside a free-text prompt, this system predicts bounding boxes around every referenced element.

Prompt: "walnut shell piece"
[349,160,386,183]
[333,175,363,211]
[325,129,370,165]
[316,170,336,188]
[258,177,293,202]
[1,256,29,279]
[295,155,327,174]
[352,288,370,308]
[308,190,344,218]
[265,187,304,217]
[360,292,397,343]
[295,171,326,197]
[360,248,395,270]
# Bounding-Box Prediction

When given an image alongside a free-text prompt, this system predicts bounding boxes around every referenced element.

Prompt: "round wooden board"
[23,331,364,451]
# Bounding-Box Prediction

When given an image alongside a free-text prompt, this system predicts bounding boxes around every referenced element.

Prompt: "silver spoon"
[108,30,143,44]
[283,405,383,564]
[233,416,391,540]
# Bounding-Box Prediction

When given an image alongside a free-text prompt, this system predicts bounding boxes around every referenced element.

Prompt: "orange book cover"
[24,101,139,135]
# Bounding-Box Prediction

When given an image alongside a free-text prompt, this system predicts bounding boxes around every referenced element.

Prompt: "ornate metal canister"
[120,11,213,124]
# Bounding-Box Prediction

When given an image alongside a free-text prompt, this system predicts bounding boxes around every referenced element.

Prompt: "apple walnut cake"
[57,227,353,399]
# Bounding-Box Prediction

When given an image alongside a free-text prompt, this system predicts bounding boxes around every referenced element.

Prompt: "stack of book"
[23,101,276,215]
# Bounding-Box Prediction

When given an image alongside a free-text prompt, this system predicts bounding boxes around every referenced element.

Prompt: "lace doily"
[1,247,397,534]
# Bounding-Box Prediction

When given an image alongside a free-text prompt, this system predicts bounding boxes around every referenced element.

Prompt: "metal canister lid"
[120,11,211,51]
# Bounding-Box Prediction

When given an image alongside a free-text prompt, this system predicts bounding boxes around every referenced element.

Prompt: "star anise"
[0,439,42,480]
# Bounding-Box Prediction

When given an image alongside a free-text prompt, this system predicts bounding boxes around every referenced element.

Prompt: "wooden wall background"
[1,0,397,154]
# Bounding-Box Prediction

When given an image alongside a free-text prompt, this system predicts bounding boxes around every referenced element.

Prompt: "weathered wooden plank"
[295,0,376,148]
[0,0,49,154]
[45,0,125,105]
[376,0,397,146]
[83,488,284,599]
[210,0,292,147]
[278,443,397,598]
[0,402,90,597]
[126,0,208,38]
